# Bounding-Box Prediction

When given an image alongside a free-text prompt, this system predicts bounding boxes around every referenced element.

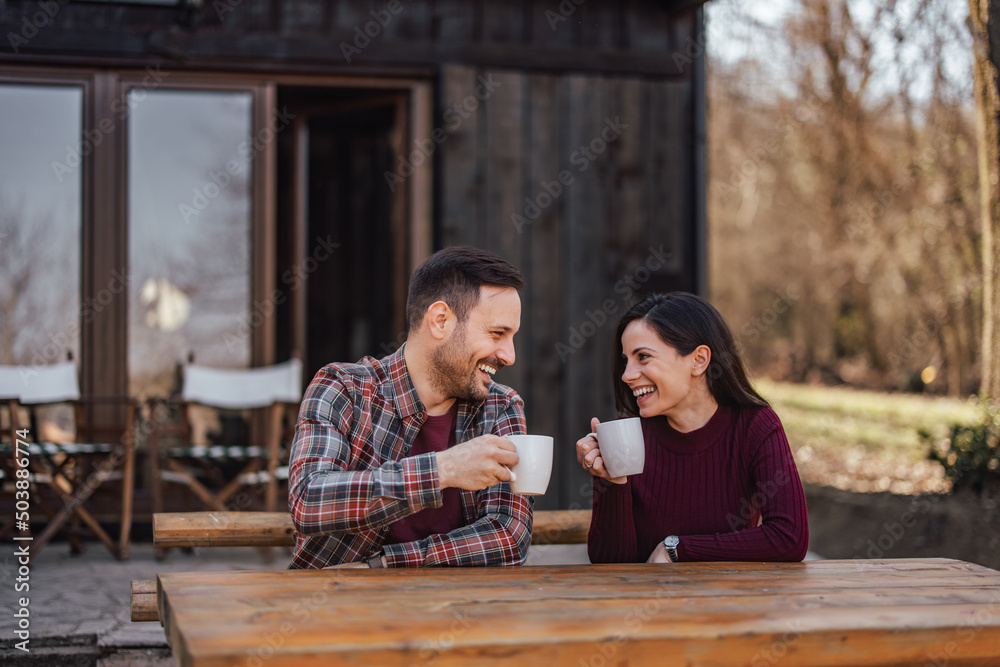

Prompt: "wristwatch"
[367,554,385,568]
[663,535,680,562]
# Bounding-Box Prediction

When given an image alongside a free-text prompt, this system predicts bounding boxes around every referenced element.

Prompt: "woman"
[576,292,809,564]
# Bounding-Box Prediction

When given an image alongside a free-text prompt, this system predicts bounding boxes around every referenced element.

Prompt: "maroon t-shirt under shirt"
[386,403,465,544]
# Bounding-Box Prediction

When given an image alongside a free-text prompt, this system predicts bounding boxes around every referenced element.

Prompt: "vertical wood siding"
[439,63,696,510]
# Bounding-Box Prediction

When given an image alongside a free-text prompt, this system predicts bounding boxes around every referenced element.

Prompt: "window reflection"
[0,84,82,367]
[128,89,253,399]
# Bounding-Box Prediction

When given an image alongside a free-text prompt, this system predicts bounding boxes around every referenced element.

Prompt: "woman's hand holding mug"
[575,417,627,485]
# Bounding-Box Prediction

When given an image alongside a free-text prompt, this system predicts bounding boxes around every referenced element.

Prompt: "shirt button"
[416,412,424,419]
[382,526,389,532]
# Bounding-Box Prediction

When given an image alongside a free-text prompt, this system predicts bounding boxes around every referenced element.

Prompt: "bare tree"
[0,199,79,366]
[969,0,1000,401]
[709,0,981,395]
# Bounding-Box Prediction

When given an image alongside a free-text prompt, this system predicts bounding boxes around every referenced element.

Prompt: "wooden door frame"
[286,80,433,367]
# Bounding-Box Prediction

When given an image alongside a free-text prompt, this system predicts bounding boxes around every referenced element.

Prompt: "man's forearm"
[289,456,443,535]
[381,496,532,567]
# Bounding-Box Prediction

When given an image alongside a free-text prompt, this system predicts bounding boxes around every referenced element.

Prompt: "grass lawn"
[755,379,982,494]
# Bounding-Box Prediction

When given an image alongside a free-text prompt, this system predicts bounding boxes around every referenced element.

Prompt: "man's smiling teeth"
[633,386,655,397]
[478,363,497,376]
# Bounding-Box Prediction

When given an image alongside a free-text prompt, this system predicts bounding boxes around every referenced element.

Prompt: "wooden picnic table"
[156,557,1000,666]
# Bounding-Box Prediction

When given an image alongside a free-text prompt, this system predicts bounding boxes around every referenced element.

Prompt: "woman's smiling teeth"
[633,386,656,398]
[478,363,497,376]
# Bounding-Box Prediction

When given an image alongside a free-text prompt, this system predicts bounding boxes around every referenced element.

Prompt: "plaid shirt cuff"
[399,451,443,512]
[381,539,422,567]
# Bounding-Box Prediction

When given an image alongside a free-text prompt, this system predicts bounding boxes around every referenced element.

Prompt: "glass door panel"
[127,89,253,399]
[0,84,82,367]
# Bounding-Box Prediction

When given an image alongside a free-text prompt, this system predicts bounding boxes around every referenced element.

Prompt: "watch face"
[664,536,679,548]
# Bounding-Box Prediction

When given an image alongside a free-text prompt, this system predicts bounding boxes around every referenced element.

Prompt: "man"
[288,246,531,568]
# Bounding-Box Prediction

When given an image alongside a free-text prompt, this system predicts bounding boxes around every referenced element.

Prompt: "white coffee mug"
[593,417,645,478]
[506,435,554,495]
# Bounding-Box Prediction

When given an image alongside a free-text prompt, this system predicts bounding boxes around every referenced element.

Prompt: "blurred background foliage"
[706,0,980,397]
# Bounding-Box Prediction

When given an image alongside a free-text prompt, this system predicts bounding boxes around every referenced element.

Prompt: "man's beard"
[429,324,490,402]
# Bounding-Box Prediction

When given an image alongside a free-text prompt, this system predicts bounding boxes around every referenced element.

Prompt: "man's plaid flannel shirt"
[287,346,533,568]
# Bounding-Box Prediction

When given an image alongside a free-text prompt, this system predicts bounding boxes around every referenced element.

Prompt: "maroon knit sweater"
[587,405,809,563]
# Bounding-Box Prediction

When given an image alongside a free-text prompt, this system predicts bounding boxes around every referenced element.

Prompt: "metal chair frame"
[148,358,302,519]
[0,361,136,560]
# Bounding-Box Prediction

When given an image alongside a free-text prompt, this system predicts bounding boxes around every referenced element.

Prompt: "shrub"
[923,400,1000,492]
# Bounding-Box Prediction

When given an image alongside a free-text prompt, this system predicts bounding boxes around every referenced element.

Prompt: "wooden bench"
[131,509,591,622]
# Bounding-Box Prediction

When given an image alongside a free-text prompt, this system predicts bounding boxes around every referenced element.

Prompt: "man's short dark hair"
[406,246,525,332]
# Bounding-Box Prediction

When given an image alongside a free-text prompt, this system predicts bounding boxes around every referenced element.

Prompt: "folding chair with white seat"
[149,358,302,520]
[0,361,136,560]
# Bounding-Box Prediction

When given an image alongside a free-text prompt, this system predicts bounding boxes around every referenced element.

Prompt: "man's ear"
[690,345,712,377]
[425,301,453,341]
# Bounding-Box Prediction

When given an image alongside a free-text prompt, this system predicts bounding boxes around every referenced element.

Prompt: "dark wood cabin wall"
[2,1,690,76]
[0,0,703,509]
[438,62,695,510]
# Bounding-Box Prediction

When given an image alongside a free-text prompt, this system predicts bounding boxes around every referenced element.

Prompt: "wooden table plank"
[157,567,1000,605]
[156,559,1000,620]
[170,615,1000,667]
[157,559,1000,667]
[157,558,1000,595]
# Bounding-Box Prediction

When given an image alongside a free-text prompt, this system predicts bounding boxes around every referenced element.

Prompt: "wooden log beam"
[130,579,158,622]
[153,511,295,548]
[0,26,686,78]
[531,509,591,545]
[153,510,591,549]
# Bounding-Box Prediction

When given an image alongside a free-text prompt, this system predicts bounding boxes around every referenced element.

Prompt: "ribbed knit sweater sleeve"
[587,479,638,563]
[587,406,809,564]
[677,411,809,562]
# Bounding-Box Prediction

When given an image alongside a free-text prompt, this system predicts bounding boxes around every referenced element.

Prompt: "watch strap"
[663,536,679,562]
